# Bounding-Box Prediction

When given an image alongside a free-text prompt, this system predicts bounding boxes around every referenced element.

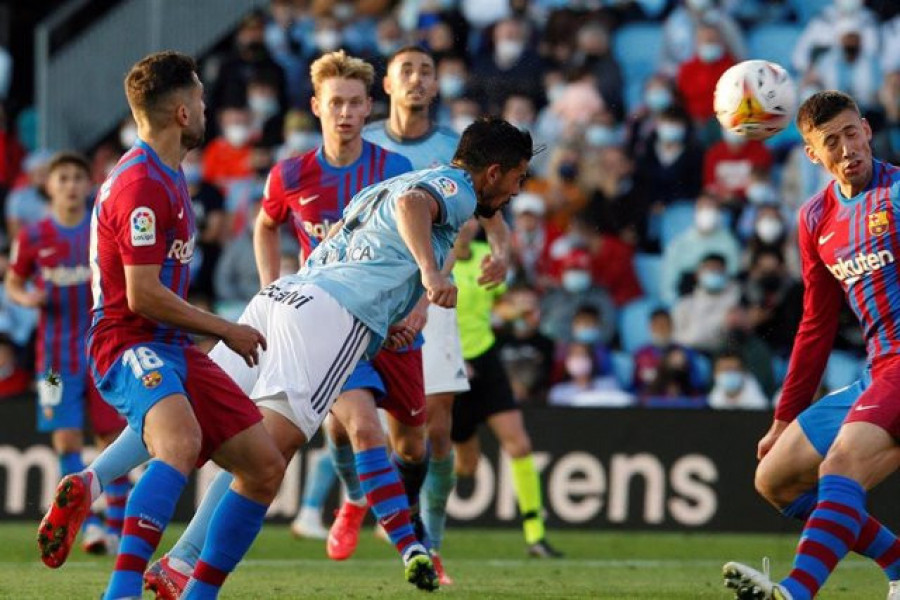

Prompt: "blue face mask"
[439,75,465,99]
[697,42,724,63]
[645,88,672,112]
[717,370,744,394]
[699,270,727,293]
[657,122,686,143]
[562,270,592,293]
[573,326,602,344]
[182,163,202,186]
[585,125,619,148]
[558,163,579,181]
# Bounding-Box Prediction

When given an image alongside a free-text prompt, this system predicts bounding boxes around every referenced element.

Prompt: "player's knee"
[150,434,201,473]
[347,419,385,450]
[393,436,426,464]
[455,453,478,478]
[754,470,784,507]
[501,434,532,459]
[251,454,287,501]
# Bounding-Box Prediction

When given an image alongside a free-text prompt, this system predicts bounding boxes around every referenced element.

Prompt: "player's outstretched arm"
[124,264,266,366]
[477,211,510,289]
[396,188,456,308]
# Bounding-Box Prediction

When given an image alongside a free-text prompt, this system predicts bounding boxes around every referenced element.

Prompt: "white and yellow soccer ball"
[713,59,797,141]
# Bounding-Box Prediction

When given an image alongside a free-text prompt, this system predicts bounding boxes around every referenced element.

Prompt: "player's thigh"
[373,348,426,429]
[212,419,286,501]
[422,305,470,396]
[252,287,369,443]
[330,387,384,449]
[142,393,202,471]
[755,419,823,505]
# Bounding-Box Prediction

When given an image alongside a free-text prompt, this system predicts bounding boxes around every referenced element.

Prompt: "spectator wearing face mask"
[661,0,746,77]
[643,346,707,406]
[567,22,625,121]
[743,205,789,266]
[202,105,255,195]
[503,93,555,176]
[583,146,653,251]
[735,167,783,241]
[708,350,769,410]
[6,149,53,240]
[791,0,879,75]
[183,149,226,298]
[495,285,556,405]
[672,253,741,353]
[548,342,632,407]
[116,116,138,153]
[744,249,803,360]
[275,109,321,162]
[539,248,617,344]
[676,22,736,129]
[626,74,685,159]
[661,192,740,304]
[810,16,882,113]
[436,54,471,127]
[550,304,616,382]
[634,106,703,209]
[702,126,773,204]
[508,192,561,290]
[211,10,288,115]
[633,308,706,397]
[524,144,589,232]
[247,75,285,146]
[470,18,545,114]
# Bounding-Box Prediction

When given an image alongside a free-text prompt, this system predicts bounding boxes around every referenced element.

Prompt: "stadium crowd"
[2,0,900,409]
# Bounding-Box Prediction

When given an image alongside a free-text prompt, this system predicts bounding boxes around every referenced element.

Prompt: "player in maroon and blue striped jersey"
[7,152,129,556]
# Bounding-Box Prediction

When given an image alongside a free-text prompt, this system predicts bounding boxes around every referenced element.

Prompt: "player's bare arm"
[253,209,283,288]
[477,211,510,289]
[4,270,47,308]
[395,188,456,308]
[124,264,266,366]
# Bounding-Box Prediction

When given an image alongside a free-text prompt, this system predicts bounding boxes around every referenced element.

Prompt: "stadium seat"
[633,253,663,303]
[824,350,864,392]
[693,353,712,389]
[611,350,635,389]
[618,297,658,353]
[771,355,788,386]
[612,23,664,113]
[660,201,695,249]
[787,0,829,24]
[746,24,803,73]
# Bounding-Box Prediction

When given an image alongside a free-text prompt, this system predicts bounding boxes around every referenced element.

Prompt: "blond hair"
[310,50,375,97]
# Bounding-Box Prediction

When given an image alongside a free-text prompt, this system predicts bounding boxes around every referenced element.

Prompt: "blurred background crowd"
[1,0,899,409]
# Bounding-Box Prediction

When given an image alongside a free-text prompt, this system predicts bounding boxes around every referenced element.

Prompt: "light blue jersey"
[295,165,476,355]
[362,121,459,170]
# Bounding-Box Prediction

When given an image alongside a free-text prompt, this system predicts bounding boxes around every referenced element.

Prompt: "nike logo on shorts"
[855,404,878,411]
[410,406,425,417]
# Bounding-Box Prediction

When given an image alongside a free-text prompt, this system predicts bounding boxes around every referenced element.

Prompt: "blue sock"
[329,439,364,503]
[104,476,131,536]
[781,490,817,521]
[181,489,268,599]
[91,426,150,489]
[169,469,235,568]
[780,474,866,600]
[59,451,84,477]
[104,460,186,600]
[356,447,417,556]
[301,451,337,510]
[422,451,456,550]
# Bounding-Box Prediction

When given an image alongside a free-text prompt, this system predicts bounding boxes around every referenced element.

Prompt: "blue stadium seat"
[612,23,664,113]
[772,355,788,386]
[824,350,864,392]
[618,297,658,353]
[611,350,635,389]
[746,24,803,73]
[693,352,712,389]
[660,201,695,249]
[633,253,663,303]
[787,0,829,24]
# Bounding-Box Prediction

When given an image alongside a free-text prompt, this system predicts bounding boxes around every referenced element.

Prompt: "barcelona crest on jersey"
[869,210,890,236]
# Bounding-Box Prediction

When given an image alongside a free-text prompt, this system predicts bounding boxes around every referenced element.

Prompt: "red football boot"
[37,473,92,568]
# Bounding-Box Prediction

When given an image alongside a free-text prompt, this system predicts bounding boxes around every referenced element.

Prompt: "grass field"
[0,523,886,599]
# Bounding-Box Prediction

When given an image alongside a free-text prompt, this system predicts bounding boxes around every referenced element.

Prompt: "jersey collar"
[135,139,181,182]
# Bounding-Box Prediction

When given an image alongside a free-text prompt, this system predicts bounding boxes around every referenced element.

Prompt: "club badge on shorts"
[142,371,162,389]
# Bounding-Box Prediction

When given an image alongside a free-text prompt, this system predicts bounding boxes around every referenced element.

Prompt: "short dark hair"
[386,45,434,69]
[796,90,860,138]
[700,252,727,268]
[47,151,90,177]
[124,51,198,124]
[453,117,534,172]
[715,348,743,365]
[650,307,671,321]
[574,304,600,320]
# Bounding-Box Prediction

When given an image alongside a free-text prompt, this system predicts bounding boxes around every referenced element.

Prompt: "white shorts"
[421,305,470,396]
[209,283,370,441]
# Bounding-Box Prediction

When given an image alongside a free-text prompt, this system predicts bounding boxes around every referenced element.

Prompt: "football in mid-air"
[713,59,797,141]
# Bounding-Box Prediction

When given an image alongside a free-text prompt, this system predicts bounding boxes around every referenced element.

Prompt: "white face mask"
[452,114,475,135]
[315,29,342,52]
[286,131,317,152]
[547,83,566,104]
[835,0,862,13]
[565,355,593,378]
[746,182,774,205]
[695,207,719,232]
[755,216,784,244]
[119,124,138,149]
[223,123,251,148]
[562,269,592,293]
[686,0,713,11]
[439,74,465,99]
[248,94,279,119]
[495,39,525,64]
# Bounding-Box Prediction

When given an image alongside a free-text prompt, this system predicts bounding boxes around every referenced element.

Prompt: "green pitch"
[0,523,886,598]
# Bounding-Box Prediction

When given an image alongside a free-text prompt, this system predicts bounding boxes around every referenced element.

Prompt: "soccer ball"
[713,60,797,141]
